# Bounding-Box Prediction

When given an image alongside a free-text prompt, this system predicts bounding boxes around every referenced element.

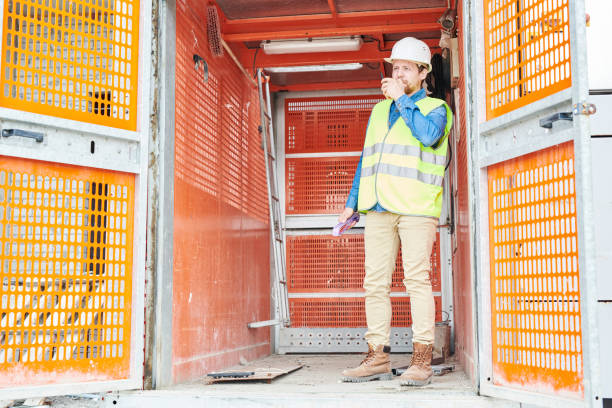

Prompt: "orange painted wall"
[172,0,271,384]
[451,0,477,385]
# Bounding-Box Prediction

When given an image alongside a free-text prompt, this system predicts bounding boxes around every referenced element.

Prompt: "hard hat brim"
[383,58,432,73]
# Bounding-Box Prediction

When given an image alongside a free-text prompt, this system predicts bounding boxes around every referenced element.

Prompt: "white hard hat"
[384,37,432,72]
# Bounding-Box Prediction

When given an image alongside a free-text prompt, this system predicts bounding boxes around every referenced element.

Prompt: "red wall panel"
[172,0,270,384]
[285,96,382,154]
[289,297,443,327]
[286,157,359,215]
[451,0,477,385]
[286,233,441,293]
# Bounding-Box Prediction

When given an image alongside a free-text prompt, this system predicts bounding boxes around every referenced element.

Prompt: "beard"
[403,82,420,95]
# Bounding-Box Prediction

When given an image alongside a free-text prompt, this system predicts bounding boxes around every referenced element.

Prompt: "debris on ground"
[205,364,303,384]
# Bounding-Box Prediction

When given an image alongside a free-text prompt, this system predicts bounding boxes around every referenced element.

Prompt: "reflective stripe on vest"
[361,163,444,187]
[362,143,448,167]
[357,97,453,217]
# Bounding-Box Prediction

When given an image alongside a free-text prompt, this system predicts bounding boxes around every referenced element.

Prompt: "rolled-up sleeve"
[345,153,363,211]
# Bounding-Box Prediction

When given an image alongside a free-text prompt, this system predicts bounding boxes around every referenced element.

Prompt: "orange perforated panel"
[0,0,140,130]
[287,233,441,292]
[0,155,135,387]
[285,96,382,154]
[286,157,359,215]
[289,296,443,328]
[487,141,583,396]
[483,0,571,119]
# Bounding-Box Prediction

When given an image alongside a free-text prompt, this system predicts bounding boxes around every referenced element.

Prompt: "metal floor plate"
[278,327,413,353]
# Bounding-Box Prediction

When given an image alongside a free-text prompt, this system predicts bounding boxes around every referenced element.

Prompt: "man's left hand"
[381,78,404,100]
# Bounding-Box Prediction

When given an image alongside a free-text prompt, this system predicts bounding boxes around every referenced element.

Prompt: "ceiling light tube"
[266,63,363,73]
[261,36,363,55]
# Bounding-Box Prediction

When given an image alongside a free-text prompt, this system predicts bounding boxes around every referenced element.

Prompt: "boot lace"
[360,345,376,366]
[409,345,431,368]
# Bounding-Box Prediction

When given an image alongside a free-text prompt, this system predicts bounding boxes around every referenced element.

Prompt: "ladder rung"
[271,195,279,201]
[248,319,280,328]
[267,152,276,160]
[275,238,283,243]
[263,111,272,121]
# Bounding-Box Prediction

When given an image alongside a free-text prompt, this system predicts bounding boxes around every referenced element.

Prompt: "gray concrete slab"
[104,354,520,408]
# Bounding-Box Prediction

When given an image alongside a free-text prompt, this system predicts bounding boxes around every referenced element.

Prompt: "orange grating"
[0,0,140,130]
[487,141,583,396]
[289,296,442,328]
[174,6,268,223]
[483,0,571,119]
[285,96,383,154]
[286,157,359,215]
[0,156,135,387]
[287,233,441,293]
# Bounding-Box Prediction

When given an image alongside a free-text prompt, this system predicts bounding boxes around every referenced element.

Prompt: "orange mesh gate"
[0,0,141,130]
[487,141,583,396]
[483,0,571,119]
[0,156,135,387]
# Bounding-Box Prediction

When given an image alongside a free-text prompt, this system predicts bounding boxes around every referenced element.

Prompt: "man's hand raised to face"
[381,78,405,101]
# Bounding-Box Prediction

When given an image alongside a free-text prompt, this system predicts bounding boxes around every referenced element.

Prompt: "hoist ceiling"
[215,0,447,19]
[213,0,455,91]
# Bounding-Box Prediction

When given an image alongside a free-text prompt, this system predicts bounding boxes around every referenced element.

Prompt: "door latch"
[2,128,44,143]
[539,102,597,129]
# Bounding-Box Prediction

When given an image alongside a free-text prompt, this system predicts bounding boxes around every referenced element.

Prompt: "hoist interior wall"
[172,0,271,384]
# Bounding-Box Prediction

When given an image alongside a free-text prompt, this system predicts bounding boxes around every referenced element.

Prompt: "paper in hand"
[332,212,360,236]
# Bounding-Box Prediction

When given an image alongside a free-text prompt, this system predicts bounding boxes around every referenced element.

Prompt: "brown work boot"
[341,344,392,382]
[400,342,433,386]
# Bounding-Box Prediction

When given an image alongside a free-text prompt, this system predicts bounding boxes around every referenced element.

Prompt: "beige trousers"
[363,212,437,346]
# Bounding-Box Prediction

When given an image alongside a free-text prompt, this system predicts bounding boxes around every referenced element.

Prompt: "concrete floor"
[104,354,520,408]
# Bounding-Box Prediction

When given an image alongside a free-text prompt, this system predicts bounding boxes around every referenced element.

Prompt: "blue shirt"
[345,89,448,211]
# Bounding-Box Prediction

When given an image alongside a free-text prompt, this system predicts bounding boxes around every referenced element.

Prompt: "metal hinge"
[573,102,597,116]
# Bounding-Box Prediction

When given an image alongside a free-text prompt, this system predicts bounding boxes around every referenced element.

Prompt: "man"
[339,37,453,386]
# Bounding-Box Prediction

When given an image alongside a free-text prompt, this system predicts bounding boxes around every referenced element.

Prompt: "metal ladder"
[248,69,290,329]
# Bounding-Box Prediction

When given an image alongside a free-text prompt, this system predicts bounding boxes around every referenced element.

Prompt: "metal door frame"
[466,0,601,406]
[0,0,153,399]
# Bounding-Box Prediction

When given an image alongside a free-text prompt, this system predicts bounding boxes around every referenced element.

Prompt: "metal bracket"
[539,112,573,129]
[573,102,597,116]
[2,128,44,143]
[192,54,208,82]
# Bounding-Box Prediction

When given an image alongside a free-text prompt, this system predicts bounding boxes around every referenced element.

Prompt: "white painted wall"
[586,0,612,90]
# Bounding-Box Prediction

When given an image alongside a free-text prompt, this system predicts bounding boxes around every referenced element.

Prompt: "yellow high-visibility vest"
[357,97,453,218]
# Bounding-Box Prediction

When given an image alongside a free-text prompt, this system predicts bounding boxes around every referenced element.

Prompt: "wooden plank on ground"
[205,364,303,384]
